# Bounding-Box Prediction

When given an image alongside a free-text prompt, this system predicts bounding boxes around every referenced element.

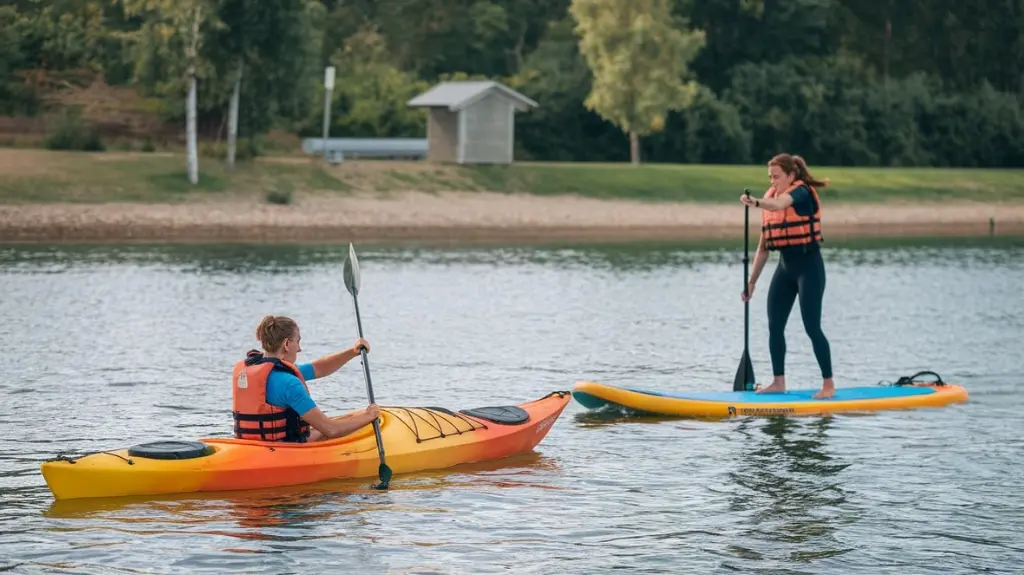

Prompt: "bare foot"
[756,381,787,394]
[813,381,836,400]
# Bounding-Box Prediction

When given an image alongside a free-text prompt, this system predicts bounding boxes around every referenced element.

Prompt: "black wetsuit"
[765,186,833,379]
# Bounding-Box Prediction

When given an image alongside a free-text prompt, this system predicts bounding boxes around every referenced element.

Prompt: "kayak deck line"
[380,406,490,442]
[45,450,136,466]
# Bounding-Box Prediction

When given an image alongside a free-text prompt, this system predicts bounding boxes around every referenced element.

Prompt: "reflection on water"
[2,239,1023,573]
[2,235,1022,274]
[42,452,559,522]
[728,417,854,563]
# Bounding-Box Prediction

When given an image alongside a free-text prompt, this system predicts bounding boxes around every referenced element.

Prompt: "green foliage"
[120,0,221,95]
[723,55,1024,168]
[203,0,323,136]
[643,84,751,164]
[265,188,293,205]
[374,0,570,80]
[570,0,706,162]
[1,0,1022,168]
[299,25,430,138]
[508,16,625,162]
[199,139,257,161]
[17,0,112,72]
[43,106,104,151]
[0,7,24,76]
[0,6,41,115]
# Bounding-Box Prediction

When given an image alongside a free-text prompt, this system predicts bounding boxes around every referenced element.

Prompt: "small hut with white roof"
[407,80,538,165]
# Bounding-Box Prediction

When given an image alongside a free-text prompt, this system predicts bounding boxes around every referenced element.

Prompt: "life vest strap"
[233,421,292,437]
[232,411,290,422]
[232,410,310,442]
[769,231,823,243]
[763,217,820,232]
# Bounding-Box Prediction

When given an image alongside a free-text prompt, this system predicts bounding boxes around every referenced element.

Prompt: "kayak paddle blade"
[372,463,393,490]
[733,349,756,392]
[343,242,361,296]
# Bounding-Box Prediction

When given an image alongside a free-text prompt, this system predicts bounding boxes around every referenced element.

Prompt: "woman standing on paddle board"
[739,154,834,400]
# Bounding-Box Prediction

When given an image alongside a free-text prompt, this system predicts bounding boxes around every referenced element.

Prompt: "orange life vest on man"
[231,350,312,442]
[761,179,823,250]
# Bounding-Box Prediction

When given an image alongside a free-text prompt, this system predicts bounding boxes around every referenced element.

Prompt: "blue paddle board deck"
[571,379,968,417]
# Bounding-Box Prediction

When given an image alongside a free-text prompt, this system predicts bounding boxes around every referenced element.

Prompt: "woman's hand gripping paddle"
[733,188,757,392]
[343,243,393,490]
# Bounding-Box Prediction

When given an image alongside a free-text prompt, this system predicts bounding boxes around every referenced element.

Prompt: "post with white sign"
[322,66,336,163]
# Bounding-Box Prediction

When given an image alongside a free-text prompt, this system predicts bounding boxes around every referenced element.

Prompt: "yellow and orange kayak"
[573,375,968,418]
[41,391,570,500]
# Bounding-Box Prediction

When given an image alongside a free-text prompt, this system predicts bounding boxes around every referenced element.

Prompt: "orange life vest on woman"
[231,350,312,442]
[761,179,823,250]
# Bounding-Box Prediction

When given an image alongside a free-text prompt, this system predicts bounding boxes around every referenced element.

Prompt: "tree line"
[2,0,1023,173]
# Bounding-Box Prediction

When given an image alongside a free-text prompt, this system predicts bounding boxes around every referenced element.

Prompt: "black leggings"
[766,246,833,379]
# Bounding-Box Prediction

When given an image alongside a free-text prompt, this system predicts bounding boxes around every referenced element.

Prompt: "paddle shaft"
[743,188,751,352]
[350,291,387,465]
[731,188,756,392]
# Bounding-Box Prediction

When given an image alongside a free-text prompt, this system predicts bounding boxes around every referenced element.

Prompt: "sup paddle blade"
[733,348,756,392]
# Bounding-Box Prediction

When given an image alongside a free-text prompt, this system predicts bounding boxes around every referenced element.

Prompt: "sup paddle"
[733,188,757,392]
[343,242,393,490]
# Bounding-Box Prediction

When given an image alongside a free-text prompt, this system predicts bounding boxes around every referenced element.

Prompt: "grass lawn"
[466,162,1024,203]
[0,150,351,203]
[2,148,1023,204]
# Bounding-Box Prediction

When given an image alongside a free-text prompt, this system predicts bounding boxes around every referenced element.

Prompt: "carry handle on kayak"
[343,243,393,490]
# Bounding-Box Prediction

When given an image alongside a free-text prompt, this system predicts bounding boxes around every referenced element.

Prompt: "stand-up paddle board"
[577,192,968,419]
[572,371,968,418]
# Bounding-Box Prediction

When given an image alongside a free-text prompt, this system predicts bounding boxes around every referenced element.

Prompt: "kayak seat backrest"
[458,405,530,425]
[127,440,215,460]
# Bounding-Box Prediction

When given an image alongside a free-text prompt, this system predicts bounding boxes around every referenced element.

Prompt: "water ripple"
[1,241,1022,574]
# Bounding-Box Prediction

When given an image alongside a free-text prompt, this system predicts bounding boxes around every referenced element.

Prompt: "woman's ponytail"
[792,155,829,188]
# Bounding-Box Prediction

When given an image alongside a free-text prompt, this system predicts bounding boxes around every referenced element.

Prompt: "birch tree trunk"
[226,60,242,169]
[185,4,202,185]
[186,63,198,184]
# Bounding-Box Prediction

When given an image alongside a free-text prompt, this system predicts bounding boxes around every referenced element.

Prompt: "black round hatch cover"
[127,440,214,460]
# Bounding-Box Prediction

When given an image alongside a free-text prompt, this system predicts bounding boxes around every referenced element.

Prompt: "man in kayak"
[740,154,835,400]
[232,315,381,442]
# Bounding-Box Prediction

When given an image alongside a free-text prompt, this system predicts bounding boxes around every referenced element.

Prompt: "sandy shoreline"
[2,191,1023,244]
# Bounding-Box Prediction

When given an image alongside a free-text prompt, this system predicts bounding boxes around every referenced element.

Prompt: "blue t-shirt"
[266,362,318,416]
[789,185,817,217]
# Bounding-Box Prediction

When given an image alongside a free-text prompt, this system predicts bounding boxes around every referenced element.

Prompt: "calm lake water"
[1,239,1023,574]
